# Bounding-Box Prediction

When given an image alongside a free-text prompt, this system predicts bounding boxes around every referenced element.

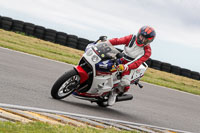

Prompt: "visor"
[137,35,152,46]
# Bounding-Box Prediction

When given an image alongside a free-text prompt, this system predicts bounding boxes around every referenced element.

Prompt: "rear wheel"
[96,101,109,107]
[51,69,80,99]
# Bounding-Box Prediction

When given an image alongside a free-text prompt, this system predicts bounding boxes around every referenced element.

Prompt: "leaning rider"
[106,26,156,105]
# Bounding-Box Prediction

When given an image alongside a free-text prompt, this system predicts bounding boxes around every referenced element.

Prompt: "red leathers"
[109,34,151,71]
[107,26,155,106]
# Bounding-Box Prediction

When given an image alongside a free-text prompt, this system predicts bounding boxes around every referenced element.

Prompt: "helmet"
[136,26,156,46]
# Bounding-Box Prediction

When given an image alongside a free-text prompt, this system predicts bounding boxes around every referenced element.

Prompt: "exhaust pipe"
[116,94,133,102]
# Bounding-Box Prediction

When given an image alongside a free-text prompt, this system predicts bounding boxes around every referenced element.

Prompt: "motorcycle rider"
[106,26,156,106]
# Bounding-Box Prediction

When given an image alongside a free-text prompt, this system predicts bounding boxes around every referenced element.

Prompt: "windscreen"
[93,42,120,60]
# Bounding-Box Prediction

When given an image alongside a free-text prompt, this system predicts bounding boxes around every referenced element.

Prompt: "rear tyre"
[96,101,109,107]
[51,69,80,99]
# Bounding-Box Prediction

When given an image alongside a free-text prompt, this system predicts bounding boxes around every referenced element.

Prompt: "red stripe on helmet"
[148,37,153,40]
[145,27,150,32]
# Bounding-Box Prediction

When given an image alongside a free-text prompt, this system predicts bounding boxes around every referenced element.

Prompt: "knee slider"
[120,78,131,87]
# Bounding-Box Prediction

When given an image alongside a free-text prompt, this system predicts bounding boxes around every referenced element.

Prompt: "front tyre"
[51,69,80,99]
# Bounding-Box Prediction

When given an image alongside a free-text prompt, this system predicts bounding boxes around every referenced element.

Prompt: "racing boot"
[107,89,118,106]
[107,85,130,105]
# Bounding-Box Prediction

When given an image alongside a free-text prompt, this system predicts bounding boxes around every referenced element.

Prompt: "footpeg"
[134,80,143,88]
[138,83,143,88]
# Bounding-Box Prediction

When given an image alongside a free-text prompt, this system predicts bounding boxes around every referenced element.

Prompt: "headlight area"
[91,55,100,62]
[86,49,93,56]
[84,48,101,64]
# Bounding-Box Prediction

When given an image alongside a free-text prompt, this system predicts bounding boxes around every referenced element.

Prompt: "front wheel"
[51,69,80,99]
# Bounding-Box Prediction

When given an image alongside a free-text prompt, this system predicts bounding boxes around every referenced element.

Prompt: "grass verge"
[0,121,138,133]
[0,29,200,95]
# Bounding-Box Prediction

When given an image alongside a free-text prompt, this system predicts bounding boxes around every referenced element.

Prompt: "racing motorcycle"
[51,37,147,107]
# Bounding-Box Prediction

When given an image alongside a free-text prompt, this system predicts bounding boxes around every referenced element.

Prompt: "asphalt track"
[0,47,200,133]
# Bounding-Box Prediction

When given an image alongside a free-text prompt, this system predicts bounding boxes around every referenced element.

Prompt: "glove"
[116,64,128,72]
[99,36,107,41]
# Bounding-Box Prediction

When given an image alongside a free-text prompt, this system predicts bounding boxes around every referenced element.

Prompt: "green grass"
[0,29,200,96]
[142,68,200,95]
[0,121,139,133]
[0,29,82,65]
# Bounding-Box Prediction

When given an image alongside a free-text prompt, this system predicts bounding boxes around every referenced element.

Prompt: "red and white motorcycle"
[51,37,147,107]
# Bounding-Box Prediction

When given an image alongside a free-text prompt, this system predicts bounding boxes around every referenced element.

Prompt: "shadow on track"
[51,98,135,119]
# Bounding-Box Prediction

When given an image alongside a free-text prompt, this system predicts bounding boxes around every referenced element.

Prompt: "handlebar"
[94,36,108,44]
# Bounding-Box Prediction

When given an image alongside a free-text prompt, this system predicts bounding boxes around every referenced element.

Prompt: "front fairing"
[82,42,120,72]
[77,42,120,94]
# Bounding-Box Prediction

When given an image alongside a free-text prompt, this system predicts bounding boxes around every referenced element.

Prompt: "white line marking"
[141,81,200,98]
[0,46,74,66]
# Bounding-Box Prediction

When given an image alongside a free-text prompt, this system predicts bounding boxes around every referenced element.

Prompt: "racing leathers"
[107,34,151,103]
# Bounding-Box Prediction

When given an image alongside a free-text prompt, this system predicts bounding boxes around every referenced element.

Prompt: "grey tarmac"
[0,47,199,133]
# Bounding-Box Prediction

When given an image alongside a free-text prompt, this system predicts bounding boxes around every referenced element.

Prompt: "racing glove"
[116,64,129,72]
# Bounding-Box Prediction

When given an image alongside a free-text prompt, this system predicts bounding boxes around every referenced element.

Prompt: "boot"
[107,89,118,106]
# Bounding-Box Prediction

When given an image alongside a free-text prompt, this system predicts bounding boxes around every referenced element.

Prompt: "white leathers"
[106,37,146,89]
[124,41,145,61]
[106,37,146,68]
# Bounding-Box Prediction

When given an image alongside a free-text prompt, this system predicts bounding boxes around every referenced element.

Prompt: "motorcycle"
[51,37,148,107]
